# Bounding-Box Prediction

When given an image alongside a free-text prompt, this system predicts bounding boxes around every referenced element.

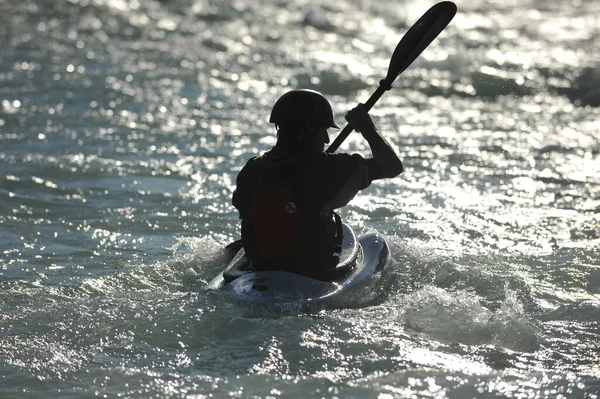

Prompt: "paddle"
[224,2,456,254]
[326,1,457,153]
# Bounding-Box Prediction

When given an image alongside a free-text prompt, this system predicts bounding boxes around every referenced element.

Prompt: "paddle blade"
[383,1,457,87]
[327,2,456,153]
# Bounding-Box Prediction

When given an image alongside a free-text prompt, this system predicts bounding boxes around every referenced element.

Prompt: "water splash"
[401,286,541,352]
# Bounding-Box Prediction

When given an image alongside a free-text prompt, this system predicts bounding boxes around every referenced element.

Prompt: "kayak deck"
[205,225,389,309]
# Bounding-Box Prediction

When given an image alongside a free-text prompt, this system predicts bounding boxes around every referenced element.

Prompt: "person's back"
[232,89,403,279]
[234,151,342,277]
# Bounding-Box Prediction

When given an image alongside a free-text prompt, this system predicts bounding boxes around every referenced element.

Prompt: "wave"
[557,65,600,107]
[539,300,600,322]
[400,285,542,352]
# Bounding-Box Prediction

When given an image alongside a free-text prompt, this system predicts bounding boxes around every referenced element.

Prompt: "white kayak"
[205,224,390,310]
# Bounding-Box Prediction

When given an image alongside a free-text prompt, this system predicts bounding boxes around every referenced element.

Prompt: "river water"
[1,0,599,397]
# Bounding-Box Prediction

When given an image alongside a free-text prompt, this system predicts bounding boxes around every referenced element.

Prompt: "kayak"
[205,224,390,310]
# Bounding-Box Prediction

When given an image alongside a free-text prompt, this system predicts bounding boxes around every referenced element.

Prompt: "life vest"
[246,180,300,262]
[240,158,343,274]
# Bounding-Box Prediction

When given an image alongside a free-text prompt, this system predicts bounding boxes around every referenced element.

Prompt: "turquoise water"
[1,0,599,397]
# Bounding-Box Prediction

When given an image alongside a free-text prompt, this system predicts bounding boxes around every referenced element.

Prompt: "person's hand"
[346,104,403,179]
[345,104,377,138]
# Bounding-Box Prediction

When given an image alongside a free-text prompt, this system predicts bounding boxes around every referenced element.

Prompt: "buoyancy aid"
[240,156,343,274]
[247,181,300,262]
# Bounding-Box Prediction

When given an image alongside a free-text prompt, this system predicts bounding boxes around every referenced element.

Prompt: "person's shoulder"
[245,154,263,165]
[237,152,270,181]
[321,152,383,181]
[313,152,369,177]
[242,150,273,167]
[321,152,367,164]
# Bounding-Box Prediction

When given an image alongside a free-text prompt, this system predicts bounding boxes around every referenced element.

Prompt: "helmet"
[269,89,339,129]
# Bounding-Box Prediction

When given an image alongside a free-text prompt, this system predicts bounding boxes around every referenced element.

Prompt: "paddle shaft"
[225,2,456,249]
[326,85,388,153]
[326,1,457,153]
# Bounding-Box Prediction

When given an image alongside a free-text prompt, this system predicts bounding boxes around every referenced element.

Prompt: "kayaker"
[232,89,403,280]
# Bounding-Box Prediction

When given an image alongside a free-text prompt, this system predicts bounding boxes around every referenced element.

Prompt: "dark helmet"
[269,89,339,129]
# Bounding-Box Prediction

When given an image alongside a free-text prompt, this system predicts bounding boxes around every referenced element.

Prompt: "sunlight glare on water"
[1,0,600,397]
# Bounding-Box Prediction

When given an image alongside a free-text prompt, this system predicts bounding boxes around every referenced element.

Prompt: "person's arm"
[345,104,403,179]
[232,158,258,218]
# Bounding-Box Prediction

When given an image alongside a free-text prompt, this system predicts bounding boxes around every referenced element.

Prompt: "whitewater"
[1,0,599,397]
